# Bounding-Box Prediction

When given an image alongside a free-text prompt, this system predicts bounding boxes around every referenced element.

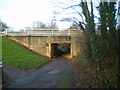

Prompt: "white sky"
[0,0,119,31]
[0,0,72,31]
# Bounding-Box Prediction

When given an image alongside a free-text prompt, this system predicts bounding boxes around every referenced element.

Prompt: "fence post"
[52,29,54,36]
[68,29,70,36]
[5,29,8,35]
[28,29,30,35]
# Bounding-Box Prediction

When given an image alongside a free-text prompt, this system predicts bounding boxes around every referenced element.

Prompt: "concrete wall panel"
[5,35,84,58]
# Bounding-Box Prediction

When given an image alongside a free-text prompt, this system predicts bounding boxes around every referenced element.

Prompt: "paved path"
[0,68,2,89]
[0,62,2,89]
[3,58,73,88]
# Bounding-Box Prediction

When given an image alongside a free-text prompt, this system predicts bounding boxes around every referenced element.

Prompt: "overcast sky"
[0,0,119,31]
[0,0,73,31]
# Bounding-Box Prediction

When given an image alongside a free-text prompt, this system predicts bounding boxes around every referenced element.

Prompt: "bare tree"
[52,0,99,31]
[32,21,48,29]
[0,20,8,32]
[49,17,58,29]
[69,23,79,29]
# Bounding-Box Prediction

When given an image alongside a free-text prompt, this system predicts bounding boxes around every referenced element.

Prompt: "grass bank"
[2,38,50,70]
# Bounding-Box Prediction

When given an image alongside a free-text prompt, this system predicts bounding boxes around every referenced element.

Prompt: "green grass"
[58,76,72,88]
[0,37,2,62]
[2,38,50,70]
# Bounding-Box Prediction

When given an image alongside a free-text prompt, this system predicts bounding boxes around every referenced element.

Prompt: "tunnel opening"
[51,43,71,58]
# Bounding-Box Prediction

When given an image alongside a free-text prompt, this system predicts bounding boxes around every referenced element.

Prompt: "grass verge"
[58,76,72,88]
[2,38,50,70]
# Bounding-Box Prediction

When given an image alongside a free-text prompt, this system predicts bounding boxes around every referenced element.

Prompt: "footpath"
[3,58,73,88]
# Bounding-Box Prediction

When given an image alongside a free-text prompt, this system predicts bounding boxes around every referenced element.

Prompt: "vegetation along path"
[3,58,73,88]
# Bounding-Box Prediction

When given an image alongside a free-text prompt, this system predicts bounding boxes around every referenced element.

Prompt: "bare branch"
[60,17,85,31]
[64,4,81,9]
[72,17,86,25]
[69,19,85,31]
[72,8,85,23]
[79,22,85,31]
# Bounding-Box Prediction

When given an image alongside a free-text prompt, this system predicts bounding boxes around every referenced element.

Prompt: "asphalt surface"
[3,58,73,88]
[0,68,2,89]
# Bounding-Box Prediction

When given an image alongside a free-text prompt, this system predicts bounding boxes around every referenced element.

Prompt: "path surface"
[3,58,73,88]
[0,62,2,89]
[0,68,2,89]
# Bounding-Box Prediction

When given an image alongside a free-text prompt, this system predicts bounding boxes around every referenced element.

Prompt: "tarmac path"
[3,58,73,88]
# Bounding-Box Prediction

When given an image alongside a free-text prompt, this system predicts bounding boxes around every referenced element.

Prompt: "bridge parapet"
[4,29,83,36]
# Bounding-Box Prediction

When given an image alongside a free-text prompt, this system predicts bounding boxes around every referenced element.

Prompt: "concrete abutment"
[5,35,84,58]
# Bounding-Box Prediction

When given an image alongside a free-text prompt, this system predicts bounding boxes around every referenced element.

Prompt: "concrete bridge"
[4,29,84,58]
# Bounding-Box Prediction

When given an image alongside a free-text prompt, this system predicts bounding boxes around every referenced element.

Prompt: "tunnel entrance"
[50,43,71,58]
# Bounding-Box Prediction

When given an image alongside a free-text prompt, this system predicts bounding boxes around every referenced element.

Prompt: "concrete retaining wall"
[5,35,84,58]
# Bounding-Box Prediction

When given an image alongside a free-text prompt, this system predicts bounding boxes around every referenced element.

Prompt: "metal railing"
[3,29,83,36]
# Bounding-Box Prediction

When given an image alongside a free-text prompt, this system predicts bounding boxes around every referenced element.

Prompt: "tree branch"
[60,17,85,31]
[72,8,85,23]
[64,4,81,9]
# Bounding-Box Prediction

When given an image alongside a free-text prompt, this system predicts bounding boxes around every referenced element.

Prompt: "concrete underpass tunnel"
[50,43,71,58]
